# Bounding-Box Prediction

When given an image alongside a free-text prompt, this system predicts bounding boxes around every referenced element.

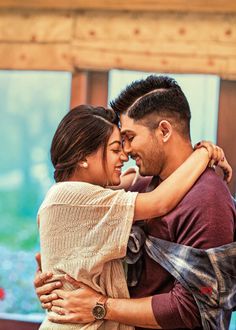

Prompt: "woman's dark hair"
[51,105,119,182]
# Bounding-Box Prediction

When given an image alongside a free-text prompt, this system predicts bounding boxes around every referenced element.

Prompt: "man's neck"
[159,140,193,181]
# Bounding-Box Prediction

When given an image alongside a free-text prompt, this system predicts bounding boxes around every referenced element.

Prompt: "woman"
[37,105,229,330]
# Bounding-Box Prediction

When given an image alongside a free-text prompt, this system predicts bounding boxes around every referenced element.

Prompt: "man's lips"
[135,157,141,166]
[131,155,141,166]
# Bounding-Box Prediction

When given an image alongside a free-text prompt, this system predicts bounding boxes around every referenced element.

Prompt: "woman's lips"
[114,165,123,175]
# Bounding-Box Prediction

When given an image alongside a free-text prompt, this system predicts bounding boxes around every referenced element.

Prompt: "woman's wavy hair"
[51,105,119,182]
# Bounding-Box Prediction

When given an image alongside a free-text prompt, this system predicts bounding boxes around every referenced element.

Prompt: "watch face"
[92,304,106,320]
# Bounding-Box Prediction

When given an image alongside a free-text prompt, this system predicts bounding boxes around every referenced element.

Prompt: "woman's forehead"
[108,126,122,143]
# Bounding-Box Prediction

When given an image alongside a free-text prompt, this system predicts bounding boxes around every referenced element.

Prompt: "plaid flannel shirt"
[126,225,236,330]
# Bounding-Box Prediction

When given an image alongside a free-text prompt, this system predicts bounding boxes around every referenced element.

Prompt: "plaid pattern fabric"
[126,225,236,330]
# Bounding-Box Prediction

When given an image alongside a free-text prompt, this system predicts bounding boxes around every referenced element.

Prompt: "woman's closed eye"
[112,149,122,153]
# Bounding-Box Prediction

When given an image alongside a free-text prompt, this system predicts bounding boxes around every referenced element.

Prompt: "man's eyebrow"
[108,140,121,146]
[120,129,135,135]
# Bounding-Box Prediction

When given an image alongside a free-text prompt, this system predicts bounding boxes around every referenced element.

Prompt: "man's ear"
[158,120,172,142]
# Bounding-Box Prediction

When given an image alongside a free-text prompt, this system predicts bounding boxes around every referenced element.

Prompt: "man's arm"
[106,297,160,328]
[41,276,160,328]
[36,274,199,328]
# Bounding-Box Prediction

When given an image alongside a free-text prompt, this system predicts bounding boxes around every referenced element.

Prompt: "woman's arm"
[133,146,230,221]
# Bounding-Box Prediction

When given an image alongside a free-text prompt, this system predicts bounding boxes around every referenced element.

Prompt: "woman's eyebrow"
[108,140,122,146]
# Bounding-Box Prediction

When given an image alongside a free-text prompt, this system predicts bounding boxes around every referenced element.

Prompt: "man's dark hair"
[110,75,191,139]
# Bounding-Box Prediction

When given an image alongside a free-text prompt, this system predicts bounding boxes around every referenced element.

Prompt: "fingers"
[200,141,220,162]
[52,289,69,299]
[44,274,65,284]
[42,302,52,310]
[195,141,224,165]
[34,271,53,289]
[50,306,67,315]
[64,275,83,289]
[194,141,214,159]
[40,293,58,304]
[35,281,62,296]
[194,141,232,183]
[218,158,232,183]
[209,146,223,167]
[35,252,42,271]
[51,298,66,308]
[224,168,232,183]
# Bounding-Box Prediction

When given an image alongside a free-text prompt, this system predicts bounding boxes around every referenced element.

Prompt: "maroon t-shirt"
[129,168,235,330]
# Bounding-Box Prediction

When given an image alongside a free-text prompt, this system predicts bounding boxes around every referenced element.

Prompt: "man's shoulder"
[164,168,235,224]
[165,169,235,246]
[181,168,231,207]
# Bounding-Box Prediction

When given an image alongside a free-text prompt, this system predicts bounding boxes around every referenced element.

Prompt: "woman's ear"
[78,160,88,168]
[158,120,172,142]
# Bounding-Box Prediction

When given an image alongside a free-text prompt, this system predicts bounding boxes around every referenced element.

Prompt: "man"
[35,75,235,329]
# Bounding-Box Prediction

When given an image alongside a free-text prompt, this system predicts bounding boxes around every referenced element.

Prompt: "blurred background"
[0,1,235,329]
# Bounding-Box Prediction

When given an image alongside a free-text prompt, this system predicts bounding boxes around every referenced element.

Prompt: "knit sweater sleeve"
[39,182,138,280]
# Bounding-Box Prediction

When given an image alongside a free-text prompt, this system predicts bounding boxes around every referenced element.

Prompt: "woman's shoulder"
[37,182,102,217]
[48,181,106,198]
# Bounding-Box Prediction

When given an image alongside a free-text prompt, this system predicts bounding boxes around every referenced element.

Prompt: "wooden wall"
[218,80,236,195]
[0,1,235,79]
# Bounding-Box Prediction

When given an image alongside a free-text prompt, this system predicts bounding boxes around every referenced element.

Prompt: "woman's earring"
[82,162,88,168]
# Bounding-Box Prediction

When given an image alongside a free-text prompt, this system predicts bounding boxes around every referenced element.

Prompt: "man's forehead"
[120,113,131,123]
[120,114,146,135]
[120,114,136,132]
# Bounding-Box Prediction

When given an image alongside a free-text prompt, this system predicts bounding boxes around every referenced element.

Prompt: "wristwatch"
[92,296,108,320]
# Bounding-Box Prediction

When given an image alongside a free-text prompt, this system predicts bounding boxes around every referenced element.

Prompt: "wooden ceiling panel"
[0,11,73,42]
[0,0,236,13]
[0,6,235,78]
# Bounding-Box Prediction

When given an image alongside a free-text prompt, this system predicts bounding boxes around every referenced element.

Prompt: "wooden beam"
[72,11,236,79]
[0,11,73,42]
[70,71,108,108]
[70,70,88,109]
[0,9,235,78]
[217,80,236,196]
[75,11,236,44]
[0,0,236,13]
[87,71,108,107]
[0,43,72,71]
[72,47,234,77]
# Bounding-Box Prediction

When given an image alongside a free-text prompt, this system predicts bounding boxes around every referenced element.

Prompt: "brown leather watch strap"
[97,295,108,306]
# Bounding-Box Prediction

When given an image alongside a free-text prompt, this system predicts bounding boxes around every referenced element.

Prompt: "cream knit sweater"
[38,181,138,330]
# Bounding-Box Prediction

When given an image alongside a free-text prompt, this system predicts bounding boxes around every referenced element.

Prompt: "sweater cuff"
[151,293,184,328]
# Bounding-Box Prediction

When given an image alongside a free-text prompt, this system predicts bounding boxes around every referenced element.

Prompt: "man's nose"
[120,150,129,161]
[123,141,132,155]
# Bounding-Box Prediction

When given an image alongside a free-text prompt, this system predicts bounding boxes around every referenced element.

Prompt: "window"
[0,71,71,317]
